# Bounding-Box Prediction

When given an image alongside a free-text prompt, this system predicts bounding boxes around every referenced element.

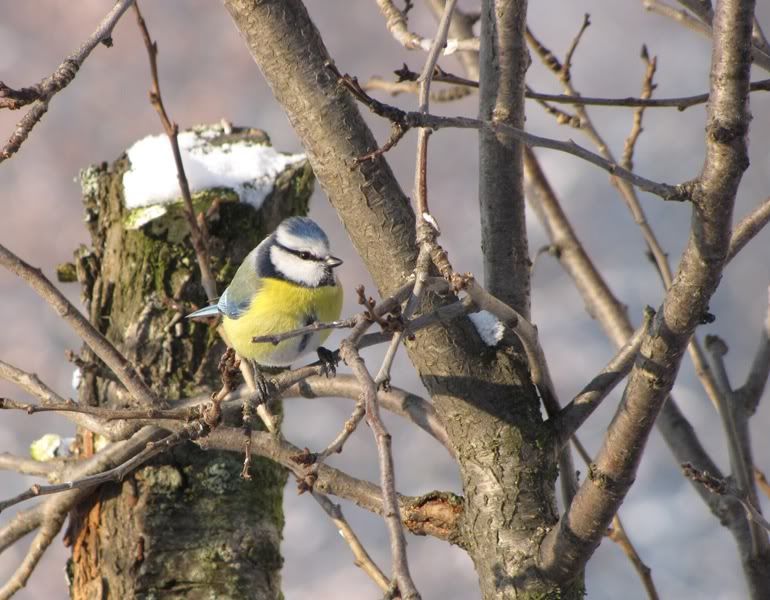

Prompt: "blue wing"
[185,241,268,321]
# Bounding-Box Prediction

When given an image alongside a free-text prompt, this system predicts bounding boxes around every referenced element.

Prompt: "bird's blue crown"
[279,216,329,246]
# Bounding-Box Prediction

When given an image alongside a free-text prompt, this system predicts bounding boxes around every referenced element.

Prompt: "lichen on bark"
[67,126,312,599]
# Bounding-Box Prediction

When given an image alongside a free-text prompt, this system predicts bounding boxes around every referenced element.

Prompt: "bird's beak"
[325,255,343,268]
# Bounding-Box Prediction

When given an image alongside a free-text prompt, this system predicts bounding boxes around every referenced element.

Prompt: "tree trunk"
[223,2,578,598]
[67,125,313,599]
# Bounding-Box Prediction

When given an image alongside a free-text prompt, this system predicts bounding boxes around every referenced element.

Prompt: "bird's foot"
[316,346,339,378]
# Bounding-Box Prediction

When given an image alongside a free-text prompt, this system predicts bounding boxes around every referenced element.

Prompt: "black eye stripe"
[275,241,322,262]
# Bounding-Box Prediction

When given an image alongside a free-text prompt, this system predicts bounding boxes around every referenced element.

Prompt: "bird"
[186,216,344,369]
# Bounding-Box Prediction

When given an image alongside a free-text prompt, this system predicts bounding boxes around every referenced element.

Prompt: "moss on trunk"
[68,125,311,599]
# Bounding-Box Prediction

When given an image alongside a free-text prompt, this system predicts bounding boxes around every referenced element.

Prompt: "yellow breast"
[222,278,343,366]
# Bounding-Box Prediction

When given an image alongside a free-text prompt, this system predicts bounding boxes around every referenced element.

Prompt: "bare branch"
[0,426,161,597]
[0,510,66,600]
[524,148,736,532]
[0,504,43,554]
[477,0,532,316]
[540,0,757,581]
[202,427,462,542]
[340,336,420,599]
[0,453,57,478]
[683,463,770,534]
[570,438,659,600]
[133,2,217,301]
[329,65,686,202]
[287,375,453,456]
[251,317,358,345]
[375,0,479,53]
[728,196,770,262]
[621,46,657,171]
[0,0,135,162]
[554,309,653,446]
[704,336,769,555]
[0,427,172,513]
[386,63,770,109]
[0,360,139,439]
[736,286,770,413]
[0,244,158,408]
[311,491,391,592]
[644,0,770,72]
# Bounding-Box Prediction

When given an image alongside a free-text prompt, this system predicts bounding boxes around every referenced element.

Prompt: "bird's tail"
[186,305,221,319]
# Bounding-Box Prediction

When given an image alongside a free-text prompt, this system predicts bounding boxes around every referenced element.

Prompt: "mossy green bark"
[68,126,311,599]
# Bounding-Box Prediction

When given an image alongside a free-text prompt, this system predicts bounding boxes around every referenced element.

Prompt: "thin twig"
[0,504,43,553]
[0,510,67,600]
[554,309,653,446]
[315,402,366,463]
[736,286,770,414]
[251,317,359,344]
[0,0,135,162]
[704,336,769,555]
[364,76,473,103]
[289,375,453,456]
[133,3,217,301]
[375,0,478,53]
[622,46,657,171]
[530,21,728,425]
[311,491,391,592]
[643,0,770,72]
[0,426,161,598]
[328,63,686,202]
[683,463,770,533]
[386,64,770,109]
[0,427,181,513]
[727,196,770,262]
[0,453,58,478]
[340,339,419,599]
[0,244,158,408]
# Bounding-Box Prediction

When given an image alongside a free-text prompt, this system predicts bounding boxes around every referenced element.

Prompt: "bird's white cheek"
[270,246,324,286]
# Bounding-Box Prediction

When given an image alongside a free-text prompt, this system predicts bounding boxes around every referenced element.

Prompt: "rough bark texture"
[222,2,575,598]
[67,126,313,599]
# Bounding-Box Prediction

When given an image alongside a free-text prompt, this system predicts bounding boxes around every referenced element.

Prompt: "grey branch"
[0,454,57,478]
[287,375,453,456]
[736,286,770,413]
[727,196,770,262]
[311,491,391,592]
[0,244,158,408]
[340,335,420,599]
[554,310,653,446]
[375,0,478,53]
[0,426,160,599]
[478,0,532,317]
[337,74,685,201]
[0,0,135,163]
[539,0,757,582]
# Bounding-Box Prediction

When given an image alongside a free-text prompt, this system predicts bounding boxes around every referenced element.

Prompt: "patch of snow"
[122,125,305,218]
[468,310,505,346]
[71,367,82,391]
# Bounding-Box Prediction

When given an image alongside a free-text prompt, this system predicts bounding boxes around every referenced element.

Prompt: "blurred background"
[1,1,769,598]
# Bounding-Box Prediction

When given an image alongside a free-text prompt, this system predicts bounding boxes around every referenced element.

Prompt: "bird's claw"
[317,346,338,378]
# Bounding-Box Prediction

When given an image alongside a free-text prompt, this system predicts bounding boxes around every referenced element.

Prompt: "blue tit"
[187,216,344,367]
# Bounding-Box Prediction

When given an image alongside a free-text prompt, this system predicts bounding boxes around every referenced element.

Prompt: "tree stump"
[67,124,313,599]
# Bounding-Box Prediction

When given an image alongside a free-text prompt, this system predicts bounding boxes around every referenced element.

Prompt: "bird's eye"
[299,251,312,260]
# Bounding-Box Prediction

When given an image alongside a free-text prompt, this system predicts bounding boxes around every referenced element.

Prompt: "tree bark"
[67,125,313,599]
[478,0,532,318]
[222,2,576,598]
